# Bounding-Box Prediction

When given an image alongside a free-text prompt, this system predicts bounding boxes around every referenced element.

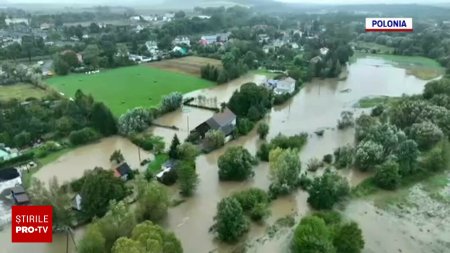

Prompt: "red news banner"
[11,205,53,243]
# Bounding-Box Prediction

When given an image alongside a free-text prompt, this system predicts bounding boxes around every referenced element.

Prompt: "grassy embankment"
[352,144,450,208]
[0,83,51,101]
[46,65,215,116]
[353,51,445,80]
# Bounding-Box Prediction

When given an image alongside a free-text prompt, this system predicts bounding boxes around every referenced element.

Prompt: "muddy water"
[0,56,435,253]
[34,136,152,185]
[163,56,432,253]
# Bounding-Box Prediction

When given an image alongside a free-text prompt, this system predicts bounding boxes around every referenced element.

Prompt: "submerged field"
[147,56,222,76]
[353,53,445,80]
[46,65,214,116]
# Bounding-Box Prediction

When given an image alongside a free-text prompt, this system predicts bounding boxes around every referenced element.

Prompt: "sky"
[2,0,449,4]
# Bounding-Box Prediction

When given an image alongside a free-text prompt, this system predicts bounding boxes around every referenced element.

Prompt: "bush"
[160,92,183,113]
[409,121,444,150]
[213,197,249,242]
[232,188,269,222]
[307,170,350,210]
[354,140,384,171]
[218,146,256,181]
[0,152,34,169]
[69,127,100,146]
[371,104,385,117]
[237,117,254,135]
[337,111,354,129]
[307,158,323,172]
[422,142,449,172]
[257,133,308,161]
[374,160,401,190]
[204,129,225,151]
[334,145,354,169]
[323,154,333,164]
[257,122,270,139]
[118,107,153,135]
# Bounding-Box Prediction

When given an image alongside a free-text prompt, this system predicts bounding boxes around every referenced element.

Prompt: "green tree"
[409,121,444,150]
[69,127,100,145]
[168,134,180,159]
[307,170,350,210]
[374,160,401,190]
[161,92,183,113]
[333,222,364,253]
[92,102,117,136]
[80,168,129,219]
[395,139,419,175]
[112,220,182,253]
[29,177,74,231]
[422,142,449,172]
[13,130,32,147]
[354,140,384,171]
[231,188,269,221]
[204,129,225,150]
[177,161,199,197]
[213,197,249,242]
[269,148,301,196]
[291,216,335,253]
[218,146,256,181]
[112,238,143,253]
[118,107,152,135]
[135,181,169,222]
[257,122,269,139]
[78,224,106,253]
[177,142,199,161]
[97,201,137,251]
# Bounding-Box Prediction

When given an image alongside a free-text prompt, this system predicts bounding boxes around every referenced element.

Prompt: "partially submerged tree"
[118,107,152,135]
[307,170,350,210]
[168,134,181,159]
[218,146,256,181]
[110,150,125,164]
[213,197,249,242]
[268,148,301,197]
[257,122,270,139]
[177,161,199,197]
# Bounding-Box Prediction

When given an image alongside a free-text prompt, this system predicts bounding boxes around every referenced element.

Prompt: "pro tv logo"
[12,205,53,243]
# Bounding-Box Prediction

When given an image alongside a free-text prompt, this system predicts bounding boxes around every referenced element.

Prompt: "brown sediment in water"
[0,57,439,253]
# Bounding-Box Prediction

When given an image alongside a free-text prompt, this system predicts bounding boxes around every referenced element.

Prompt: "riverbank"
[352,52,445,80]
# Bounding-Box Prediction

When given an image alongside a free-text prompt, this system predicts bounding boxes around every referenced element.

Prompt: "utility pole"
[138,147,141,163]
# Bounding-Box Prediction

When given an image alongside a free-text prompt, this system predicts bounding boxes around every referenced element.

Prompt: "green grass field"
[46,65,215,116]
[0,83,50,101]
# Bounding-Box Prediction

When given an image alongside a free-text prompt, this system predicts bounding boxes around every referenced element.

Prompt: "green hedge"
[0,152,35,169]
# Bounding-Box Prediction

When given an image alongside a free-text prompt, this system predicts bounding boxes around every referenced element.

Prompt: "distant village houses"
[199,32,231,46]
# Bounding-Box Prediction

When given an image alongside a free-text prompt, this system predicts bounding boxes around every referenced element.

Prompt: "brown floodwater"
[34,136,152,185]
[0,56,439,253]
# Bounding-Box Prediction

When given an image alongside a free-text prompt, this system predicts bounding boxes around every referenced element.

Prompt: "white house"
[173,36,190,46]
[264,77,296,95]
[145,41,159,54]
[320,47,329,56]
[274,77,296,95]
[5,18,29,26]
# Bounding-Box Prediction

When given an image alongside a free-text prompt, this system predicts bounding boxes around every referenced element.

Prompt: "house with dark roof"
[193,108,237,138]
[113,162,133,181]
[11,185,30,205]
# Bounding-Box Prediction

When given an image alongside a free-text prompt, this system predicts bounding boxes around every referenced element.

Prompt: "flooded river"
[0,55,441,253]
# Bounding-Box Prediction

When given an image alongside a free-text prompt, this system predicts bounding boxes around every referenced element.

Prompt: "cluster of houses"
[199,32,231,46]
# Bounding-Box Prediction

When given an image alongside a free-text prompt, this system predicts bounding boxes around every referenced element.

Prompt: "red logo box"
[11,205,53,243]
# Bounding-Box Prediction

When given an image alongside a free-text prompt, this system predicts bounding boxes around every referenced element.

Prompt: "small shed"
[11,185,30,205]
[114,163,133,181]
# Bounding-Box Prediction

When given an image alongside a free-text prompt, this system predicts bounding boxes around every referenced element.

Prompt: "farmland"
[0,83,51,101]
[147,56,222,76]
[46,65,214,116]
